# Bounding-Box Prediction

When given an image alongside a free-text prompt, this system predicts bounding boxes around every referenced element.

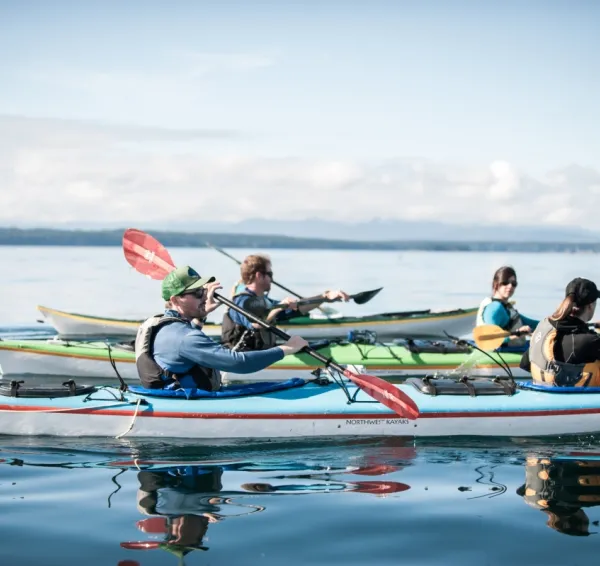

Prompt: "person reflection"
[518,455,600,536]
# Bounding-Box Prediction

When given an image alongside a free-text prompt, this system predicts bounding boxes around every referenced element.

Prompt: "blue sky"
[1,0,599,230]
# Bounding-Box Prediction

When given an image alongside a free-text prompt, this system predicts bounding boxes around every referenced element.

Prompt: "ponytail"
[550,295,581,322]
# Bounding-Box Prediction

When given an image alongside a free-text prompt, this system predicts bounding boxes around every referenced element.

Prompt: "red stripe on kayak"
[3,405,600,419]
[0,405,409,419]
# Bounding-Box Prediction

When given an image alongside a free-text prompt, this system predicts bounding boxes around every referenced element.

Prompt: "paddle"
[122,229,419,420]
[472,324,529,351]
[271,287,382,309]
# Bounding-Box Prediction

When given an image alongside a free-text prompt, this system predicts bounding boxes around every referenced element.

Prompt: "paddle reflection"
[518,455,600,537]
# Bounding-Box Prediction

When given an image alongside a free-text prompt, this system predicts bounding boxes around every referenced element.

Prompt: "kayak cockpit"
[127,378,307,399]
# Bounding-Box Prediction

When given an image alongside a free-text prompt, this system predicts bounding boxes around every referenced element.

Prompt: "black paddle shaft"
[214,292,344,372]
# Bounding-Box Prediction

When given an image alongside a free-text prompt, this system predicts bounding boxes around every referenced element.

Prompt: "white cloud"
[1,115,599,231]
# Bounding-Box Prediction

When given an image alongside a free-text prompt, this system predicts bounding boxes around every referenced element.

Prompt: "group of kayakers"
[135,255,350,391]
[477,265,600,388]
[137,253,600,392]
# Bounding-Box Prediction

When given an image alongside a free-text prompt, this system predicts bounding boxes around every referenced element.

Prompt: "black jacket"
[520,316,600,372]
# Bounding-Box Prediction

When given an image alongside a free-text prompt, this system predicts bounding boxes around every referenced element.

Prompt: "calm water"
[3,437,600,565]
[1,246,599,328]
[2,246,600,565]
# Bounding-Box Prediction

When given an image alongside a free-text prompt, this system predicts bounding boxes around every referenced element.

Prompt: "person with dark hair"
[221,254,349,351]
[519,277,600,387]
[476,266,539,346]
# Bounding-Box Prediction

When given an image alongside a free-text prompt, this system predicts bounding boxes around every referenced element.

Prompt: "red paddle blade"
[123,228,176,280]
[351,481,411,495]
[343,370,420,420]
[120,541,161,550]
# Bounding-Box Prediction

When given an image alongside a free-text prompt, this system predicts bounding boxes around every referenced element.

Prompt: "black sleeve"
[519,349,531,373]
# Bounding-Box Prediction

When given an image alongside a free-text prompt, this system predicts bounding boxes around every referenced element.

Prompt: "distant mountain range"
[2,225,600,252]
[6,218,600,243]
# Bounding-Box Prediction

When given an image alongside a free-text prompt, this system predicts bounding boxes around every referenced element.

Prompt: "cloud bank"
[1,115,599,230]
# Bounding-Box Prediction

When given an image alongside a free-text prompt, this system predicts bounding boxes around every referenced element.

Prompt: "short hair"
[241,254,271,284]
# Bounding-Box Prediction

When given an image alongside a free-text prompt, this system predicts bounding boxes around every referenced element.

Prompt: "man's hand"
[323,289,350,302]
[204,281,223,314]
[278,296,299,310]
[279,335,309,355]
[516,325,533,335]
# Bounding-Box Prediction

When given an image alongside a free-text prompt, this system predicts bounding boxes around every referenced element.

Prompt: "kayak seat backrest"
[517,381,600,394]
[128,377,306,399]
[407,377,516,397]
[0,379,97,398]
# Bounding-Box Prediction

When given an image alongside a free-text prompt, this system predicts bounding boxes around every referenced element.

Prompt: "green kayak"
[0,337,527,383]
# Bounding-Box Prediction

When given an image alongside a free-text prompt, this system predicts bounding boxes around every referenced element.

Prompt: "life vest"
[476,297,526,346]
[528,318,600,387]
[221,291,277,351]
[135,315,221,391]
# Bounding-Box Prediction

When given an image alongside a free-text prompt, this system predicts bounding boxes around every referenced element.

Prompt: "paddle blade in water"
[342,369,419,420]
[351,480,410,495]
[123,228,176,280]
[472,324,510,351]
[120,541,161,550]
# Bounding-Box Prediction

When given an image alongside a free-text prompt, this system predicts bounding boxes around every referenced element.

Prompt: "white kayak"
[37,304,478,340]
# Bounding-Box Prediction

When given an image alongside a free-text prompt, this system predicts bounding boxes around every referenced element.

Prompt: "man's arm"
[180,331,285,374]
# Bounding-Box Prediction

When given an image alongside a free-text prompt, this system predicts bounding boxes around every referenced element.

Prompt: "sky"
[1,0,599,231]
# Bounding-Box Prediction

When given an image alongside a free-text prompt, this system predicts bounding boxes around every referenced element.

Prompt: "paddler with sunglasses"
[222,254,349,351]
[135,266,309,391]
[476,266,539,347]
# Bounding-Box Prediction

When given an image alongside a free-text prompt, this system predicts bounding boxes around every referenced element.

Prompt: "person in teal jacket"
[476,266,539,347]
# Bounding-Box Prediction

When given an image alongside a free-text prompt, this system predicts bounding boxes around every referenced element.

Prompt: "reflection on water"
[519,455,600,537]
[0,440,415,565]
[126,462,410,563]
[5,438,600,565]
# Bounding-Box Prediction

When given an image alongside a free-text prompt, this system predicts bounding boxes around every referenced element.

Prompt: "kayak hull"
[0,339,529,382]
[37,305,478,340]
[1,381,599,438]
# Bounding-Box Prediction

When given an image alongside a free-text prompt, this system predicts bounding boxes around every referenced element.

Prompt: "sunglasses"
[182,288,206,299]
[500,279,518,288]
[262,271,274,279]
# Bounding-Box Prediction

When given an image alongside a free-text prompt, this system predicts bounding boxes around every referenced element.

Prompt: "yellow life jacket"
[528,318,600,387]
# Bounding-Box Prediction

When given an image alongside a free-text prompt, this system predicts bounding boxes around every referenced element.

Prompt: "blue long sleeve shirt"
[481,302,540,330]
[153,310,284,376]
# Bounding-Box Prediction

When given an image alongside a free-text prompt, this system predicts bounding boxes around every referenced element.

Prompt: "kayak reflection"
[121,462,411,563]
[518,455,600,536]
